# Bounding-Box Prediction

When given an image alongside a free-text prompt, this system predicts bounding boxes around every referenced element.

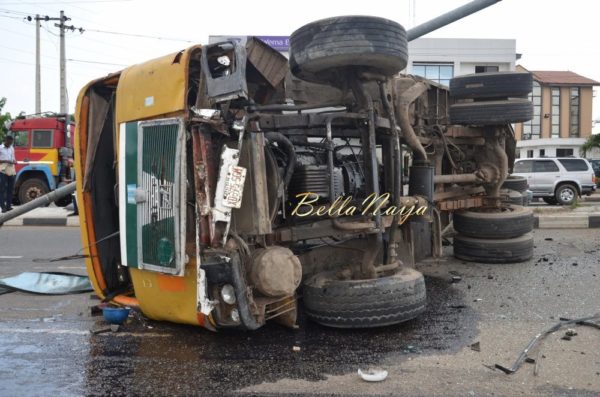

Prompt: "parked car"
[588,159,600,185]
[512,158,596,205]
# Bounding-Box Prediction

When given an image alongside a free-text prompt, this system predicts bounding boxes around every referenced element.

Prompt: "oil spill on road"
[83,276,479,395]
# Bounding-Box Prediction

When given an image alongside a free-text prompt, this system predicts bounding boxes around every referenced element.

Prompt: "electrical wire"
[83,28,195,43]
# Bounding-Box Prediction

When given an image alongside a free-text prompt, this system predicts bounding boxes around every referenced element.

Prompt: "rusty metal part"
[394,80,429,161]
[231,133,272,236]
[332,218,376,231]
[485,128,508,198]
[360,235,380,278]
[250,247,302,298]
[379,80,403,265]
[191,127,214,246]
[434,173,482,184]
[348,76,384,260]
[434,186,485,201]
[444,126,485,138]
[374,260,401,273]
[437,196,484,211]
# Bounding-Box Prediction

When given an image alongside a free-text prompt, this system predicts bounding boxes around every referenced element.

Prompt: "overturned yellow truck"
[75,15,534,331]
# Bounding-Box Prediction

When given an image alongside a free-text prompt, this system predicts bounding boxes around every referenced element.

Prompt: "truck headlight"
[220,284,236,305]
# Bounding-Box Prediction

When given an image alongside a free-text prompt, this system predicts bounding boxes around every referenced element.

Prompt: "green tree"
[0,97,12,140]
[581,134,600,157]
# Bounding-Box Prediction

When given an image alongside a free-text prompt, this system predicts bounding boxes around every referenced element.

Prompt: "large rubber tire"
[450,72,533,99]
[303,267,426,328]
[555,183,578,205]
[501,175,528,193]
[449,99,533,125]
[453,204,533,239]
[17,178,49,204]
[543,197,558,205]
[453,233,534,264]
[500,189,524,206]
[289,16,408,85]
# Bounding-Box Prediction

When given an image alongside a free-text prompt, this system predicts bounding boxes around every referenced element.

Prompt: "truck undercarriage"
[69,12,534,331]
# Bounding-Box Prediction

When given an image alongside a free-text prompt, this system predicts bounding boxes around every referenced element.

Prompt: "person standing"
[0,135,17,212]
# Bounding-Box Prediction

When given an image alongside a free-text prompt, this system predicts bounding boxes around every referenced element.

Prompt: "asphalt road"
[0,227,599,397]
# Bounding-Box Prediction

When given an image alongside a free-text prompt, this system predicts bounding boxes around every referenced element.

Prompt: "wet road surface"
[0,227,599,396]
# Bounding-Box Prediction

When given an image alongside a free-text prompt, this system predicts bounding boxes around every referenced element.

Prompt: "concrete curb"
[2,217,79,227]
[534,214,600,229]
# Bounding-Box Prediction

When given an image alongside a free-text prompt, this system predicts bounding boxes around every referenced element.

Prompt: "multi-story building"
[514,66,599,158]
[406,38,517,85]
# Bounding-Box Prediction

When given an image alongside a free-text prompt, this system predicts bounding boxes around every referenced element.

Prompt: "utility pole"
[28,12,82,115]
[57,10,68,115]
[35,14,41,114]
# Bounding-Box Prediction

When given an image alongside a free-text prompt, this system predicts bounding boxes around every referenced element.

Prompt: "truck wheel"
[289,16,408,85]
[453,204,533,239]
[543,197,558,205]
[501,175,528,193]
[18,178,49,204]
[453,233,534,264]
[500,189,524,206]
[449,99,533,125]
[450,72,533,99]
[303,267,426,328]
[555,184,578,205]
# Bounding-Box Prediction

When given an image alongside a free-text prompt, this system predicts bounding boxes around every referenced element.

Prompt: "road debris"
[450,276,462,283]
[292,346,301,352]
[494,313,600,374]
[358,368,388,382]
[470,341,481,352]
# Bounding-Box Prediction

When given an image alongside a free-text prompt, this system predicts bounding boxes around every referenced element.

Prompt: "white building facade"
[406,38,517,85]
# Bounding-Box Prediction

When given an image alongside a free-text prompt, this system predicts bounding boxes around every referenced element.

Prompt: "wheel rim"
[560,188,574,202]
[26,187,43,201]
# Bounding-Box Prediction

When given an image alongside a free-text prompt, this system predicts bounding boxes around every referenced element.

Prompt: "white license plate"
[222,165,246,208]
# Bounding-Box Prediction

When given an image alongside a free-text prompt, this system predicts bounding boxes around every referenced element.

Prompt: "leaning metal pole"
[406,0,501,41]
[0,182,76,225]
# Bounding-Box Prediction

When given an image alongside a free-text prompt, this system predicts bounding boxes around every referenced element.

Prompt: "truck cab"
[8,116,74,205]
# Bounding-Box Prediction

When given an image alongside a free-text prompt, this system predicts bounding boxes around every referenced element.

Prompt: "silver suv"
[512,158,596,205]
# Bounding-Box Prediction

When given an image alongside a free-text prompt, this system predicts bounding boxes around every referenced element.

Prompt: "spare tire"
[500,189,524,206]
[501,175,528,193]
[453,233,534,264]
[450,72,533,99]
[289,16,408,85]
[449,99,533,125]
[453,204,533,239]
[303,267,426,328]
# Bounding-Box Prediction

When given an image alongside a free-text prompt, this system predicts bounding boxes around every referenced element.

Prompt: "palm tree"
[581,134,600,157]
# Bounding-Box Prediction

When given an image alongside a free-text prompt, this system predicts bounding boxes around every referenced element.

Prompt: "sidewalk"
[532,203,600,229]
[0,206,79,227]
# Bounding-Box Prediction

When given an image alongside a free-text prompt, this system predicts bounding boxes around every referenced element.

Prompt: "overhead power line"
[83,28,195,43]
[67,58,126,67]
